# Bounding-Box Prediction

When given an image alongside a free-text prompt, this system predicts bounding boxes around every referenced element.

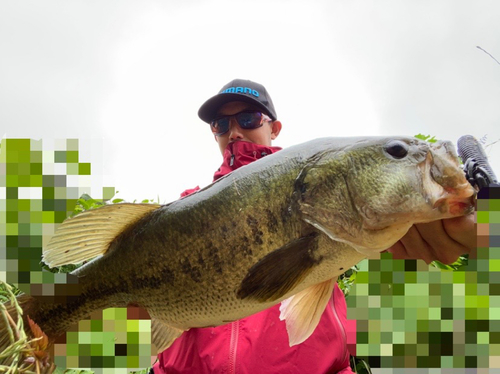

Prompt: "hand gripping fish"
[1,137,475,355]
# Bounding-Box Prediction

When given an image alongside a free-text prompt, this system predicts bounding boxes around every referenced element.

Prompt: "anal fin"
[279,277,336,346]
[151,319,185,354]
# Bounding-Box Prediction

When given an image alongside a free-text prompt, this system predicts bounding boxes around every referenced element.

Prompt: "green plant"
[350,355,373,373]
[0,281,56,373]
[337,265,359,298]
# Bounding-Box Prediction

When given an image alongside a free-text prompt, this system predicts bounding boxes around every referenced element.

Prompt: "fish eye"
[384,140,409,159]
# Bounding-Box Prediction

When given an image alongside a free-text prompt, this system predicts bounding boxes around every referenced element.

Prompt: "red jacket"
[153,141,354,374]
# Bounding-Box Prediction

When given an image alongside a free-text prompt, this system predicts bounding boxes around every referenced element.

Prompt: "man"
[152,79,475,373]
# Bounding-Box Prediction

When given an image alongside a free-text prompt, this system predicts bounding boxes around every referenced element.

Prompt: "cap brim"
[198,93,274,123]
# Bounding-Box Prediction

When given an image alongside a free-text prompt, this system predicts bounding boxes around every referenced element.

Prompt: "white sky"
[1,0,499,203]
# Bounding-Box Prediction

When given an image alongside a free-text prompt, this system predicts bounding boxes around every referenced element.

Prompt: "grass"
[0,281,55,374]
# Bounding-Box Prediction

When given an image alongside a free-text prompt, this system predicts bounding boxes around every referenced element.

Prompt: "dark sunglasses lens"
[211,117,230,135]
[236,112,262,129]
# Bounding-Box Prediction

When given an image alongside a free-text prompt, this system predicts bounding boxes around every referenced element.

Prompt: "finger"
[414,221,469,264]
[442,215,476,251]
[385,241,409,260]
[399,225,435,264]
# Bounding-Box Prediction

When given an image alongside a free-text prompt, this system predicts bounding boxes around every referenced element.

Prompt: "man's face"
[213,101,282,155]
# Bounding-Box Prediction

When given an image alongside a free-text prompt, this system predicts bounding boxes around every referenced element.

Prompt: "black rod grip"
[457,135,498,187]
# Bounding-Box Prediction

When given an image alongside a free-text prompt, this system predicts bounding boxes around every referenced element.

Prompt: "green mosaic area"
[0,139,152,373]
[348,187,500,369]
[54,307,153,372]
[0,138,112,293]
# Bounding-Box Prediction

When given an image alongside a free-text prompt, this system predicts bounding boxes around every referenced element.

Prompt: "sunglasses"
[210,111,272,136]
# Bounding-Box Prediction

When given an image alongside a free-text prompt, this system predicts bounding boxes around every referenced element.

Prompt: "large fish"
[1,136,475,356]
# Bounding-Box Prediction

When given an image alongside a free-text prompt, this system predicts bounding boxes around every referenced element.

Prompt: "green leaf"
[52,368,95,374]
[40,260,86,273]
[129,369,151,374]
[430,254,468,271]
[350,355,372,373]
[415,134,438,143]
[71,193,107,217]
[337,265,359,297]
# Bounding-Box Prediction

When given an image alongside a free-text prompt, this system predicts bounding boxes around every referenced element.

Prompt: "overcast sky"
[1,0,499,203]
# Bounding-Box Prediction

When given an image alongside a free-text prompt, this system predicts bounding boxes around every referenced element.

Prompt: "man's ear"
[271,121,282,140]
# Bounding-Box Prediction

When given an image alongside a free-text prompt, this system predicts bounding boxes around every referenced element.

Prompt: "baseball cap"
[198,79,277,123]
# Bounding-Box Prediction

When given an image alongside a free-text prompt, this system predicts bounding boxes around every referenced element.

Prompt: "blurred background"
[1,0,499,202]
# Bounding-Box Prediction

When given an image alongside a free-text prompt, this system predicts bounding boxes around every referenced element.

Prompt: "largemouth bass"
[1,136,475,355]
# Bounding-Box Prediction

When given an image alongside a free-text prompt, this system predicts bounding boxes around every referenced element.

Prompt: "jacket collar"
[213,141,282,181]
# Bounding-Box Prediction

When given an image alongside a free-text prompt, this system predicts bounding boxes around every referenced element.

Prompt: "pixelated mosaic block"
[348,186,500,369]
[53,307,154,373]
[1,139,154,373]
[0,138,113,292]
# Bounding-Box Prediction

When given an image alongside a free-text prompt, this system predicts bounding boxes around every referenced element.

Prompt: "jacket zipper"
[330,296,348,364]
[228,320,239,374]
[230,154,235,167]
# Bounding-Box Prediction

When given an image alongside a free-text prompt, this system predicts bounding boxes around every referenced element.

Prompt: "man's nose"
[228,119,244,140]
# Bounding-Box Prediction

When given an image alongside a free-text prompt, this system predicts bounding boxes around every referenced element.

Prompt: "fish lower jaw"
[430,181,476,213]
[432,196,475,216]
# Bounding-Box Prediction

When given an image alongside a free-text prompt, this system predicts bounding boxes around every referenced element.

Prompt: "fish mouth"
[432,189,476,215]
[426,141,476,216]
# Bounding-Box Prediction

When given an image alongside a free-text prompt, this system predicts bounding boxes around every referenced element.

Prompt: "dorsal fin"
[43,203,161,267]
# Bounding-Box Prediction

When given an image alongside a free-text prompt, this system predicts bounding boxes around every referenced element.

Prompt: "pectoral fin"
[150,319,185,354]
[237,233,320,302]
[279,277,336,346]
